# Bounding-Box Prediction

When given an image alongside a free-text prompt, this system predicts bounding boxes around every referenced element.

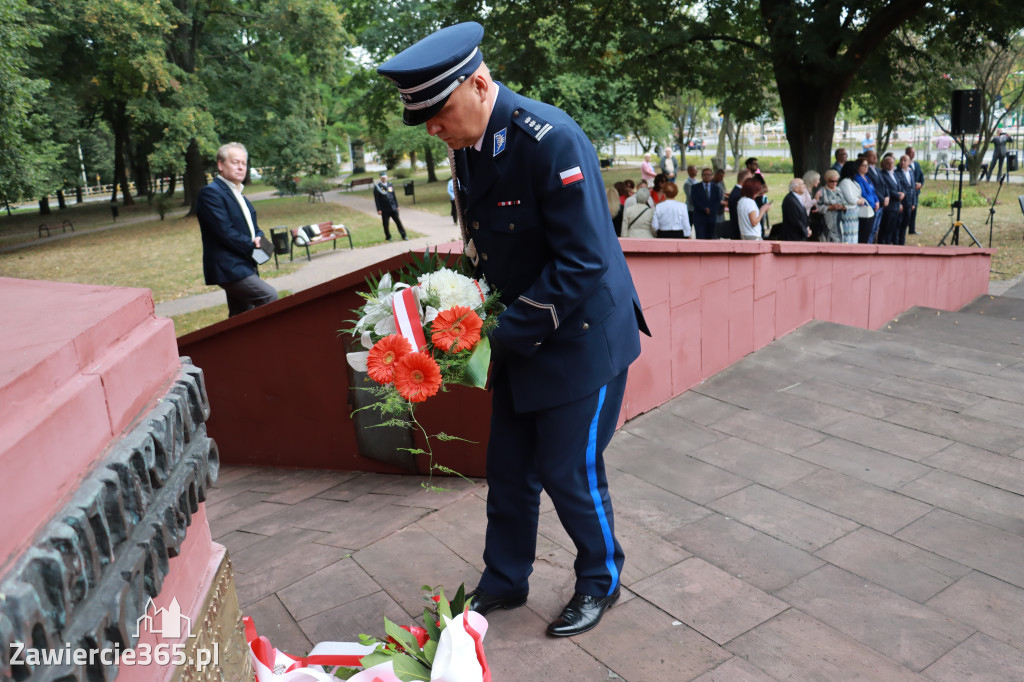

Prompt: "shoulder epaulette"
[512,108,554,142]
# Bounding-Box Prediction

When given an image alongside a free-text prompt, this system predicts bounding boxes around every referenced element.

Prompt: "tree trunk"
[166,174,177,197]
[408,150,417,173]
[779,82,844,178]
[56,190,67,210]
[75,187,83,203]
[133,146,151,198]
[183,138,205,214]
[424,144,438,183]
[39,197,51,215]
[713,113,731,171]
[111,103,135,206]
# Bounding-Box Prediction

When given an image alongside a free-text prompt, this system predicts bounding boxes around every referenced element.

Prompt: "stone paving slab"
[207,294,1024,680]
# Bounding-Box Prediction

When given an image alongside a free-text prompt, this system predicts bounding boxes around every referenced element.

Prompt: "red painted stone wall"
[177,242,992,478]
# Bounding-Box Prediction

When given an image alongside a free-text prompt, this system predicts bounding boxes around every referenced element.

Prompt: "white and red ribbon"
[392,286,428,351]
[244,611,490,682]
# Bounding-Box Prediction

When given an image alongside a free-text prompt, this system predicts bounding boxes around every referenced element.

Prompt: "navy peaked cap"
[376,22,484,126]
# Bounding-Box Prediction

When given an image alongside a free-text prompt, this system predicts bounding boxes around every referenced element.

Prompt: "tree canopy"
[5,0,1024,211]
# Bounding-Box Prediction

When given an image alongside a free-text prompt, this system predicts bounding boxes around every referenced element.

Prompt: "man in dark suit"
[905,146,924,234]
[690,167,722,239]
[196,142,278,317]
[864,150,885,243]
[379,22,649,638]
[721,168,750,239]
[877,155,905,245]
[779,178,810,241]
[832,148,848,174]
[372,172,408,241]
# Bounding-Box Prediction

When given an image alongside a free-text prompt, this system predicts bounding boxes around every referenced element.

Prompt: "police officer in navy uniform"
[379,22,649,638]
[373,171,408,241]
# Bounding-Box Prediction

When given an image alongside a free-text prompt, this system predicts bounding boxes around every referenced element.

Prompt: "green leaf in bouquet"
[436,587,453,622]
[454,336,491,389]
[424,607,441,643]
[333,666,361,679]
[422,637,438,664]
[359,650,394,670]
[391,653,432,681]
[383,618,422,658]
[450,583,468,615]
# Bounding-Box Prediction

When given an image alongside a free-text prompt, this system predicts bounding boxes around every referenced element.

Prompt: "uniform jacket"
[373,181,400,213]
[453,84,649,413]
[196,178,263,286]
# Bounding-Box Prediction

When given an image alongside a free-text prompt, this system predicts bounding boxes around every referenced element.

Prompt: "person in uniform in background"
[196,142,278,317]
[378,21,649,638]
[373,171,408,241]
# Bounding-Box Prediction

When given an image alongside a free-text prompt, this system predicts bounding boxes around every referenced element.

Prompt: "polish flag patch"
[559,166,584,186]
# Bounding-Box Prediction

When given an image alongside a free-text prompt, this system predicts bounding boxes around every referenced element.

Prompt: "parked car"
[686,138,705,152]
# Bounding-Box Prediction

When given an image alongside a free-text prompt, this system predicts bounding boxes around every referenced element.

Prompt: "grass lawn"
[0,195,399,304]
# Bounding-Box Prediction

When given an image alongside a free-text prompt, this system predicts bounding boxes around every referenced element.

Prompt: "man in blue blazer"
[379,22,649,638]
[691,167,722,239]
[196,143,277,316]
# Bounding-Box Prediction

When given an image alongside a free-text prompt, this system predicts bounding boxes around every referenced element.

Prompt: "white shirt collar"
[217,175,244,194]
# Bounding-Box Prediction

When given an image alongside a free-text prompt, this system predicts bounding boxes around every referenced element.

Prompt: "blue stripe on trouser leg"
[586,384,619,596]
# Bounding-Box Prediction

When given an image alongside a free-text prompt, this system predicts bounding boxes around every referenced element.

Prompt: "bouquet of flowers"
[343,250,502,486]
[245,585,490,682]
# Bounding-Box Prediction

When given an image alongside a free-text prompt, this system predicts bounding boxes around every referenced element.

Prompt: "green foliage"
[0,0,60,205]
[919,187,987,209]
[757,158,794,174]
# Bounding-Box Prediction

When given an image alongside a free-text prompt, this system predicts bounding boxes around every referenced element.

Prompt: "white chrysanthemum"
[417,268,490,318]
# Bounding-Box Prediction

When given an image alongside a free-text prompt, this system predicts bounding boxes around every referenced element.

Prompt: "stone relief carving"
[0,359,219,681]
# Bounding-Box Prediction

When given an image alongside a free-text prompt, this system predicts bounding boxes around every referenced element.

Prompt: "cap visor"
[403,98,448,126]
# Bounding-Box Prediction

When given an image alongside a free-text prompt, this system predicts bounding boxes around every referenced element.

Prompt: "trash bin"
[404,181,415,204]
[1007,152,1018,172]
[270,227,290,268]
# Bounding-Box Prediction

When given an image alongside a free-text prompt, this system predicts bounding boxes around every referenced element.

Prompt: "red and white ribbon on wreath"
[392,286,428,352]
[244,616,394,682]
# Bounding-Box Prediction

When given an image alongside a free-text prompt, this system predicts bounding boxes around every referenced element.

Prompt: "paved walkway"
[207,281,1024,681]
[154,189,461,317]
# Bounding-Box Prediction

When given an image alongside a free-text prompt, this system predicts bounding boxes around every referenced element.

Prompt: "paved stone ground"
[207,281,1024,681]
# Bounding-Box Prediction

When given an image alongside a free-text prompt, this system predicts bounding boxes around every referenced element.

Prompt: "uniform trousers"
[380,210,406,240]
[479,366,628,599]
[220,274,278,317]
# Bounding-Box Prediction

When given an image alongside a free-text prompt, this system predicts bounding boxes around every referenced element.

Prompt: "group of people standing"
[615,154,775,241]
[618,144,927,246]
[823,145,924,245]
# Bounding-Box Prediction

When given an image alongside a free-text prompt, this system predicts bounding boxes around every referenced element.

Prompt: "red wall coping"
[0,278,181,565]
[177,242,993,478]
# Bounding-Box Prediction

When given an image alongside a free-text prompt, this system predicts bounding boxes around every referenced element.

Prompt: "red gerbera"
[394,352,443,403]
[431,306,483,353]
[366,335,412,385]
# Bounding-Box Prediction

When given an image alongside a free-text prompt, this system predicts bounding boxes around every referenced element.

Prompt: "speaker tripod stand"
[938,141,982,247]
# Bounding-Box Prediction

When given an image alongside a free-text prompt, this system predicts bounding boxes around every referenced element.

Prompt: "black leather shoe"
[546,589,620,637]
[401,236,409,241]
[467,588,527,616]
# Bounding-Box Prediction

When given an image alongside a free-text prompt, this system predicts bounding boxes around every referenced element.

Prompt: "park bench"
[38,219,74,238]
[347,177,373,190]
[290,221,353,261]
[307,189,326,202]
